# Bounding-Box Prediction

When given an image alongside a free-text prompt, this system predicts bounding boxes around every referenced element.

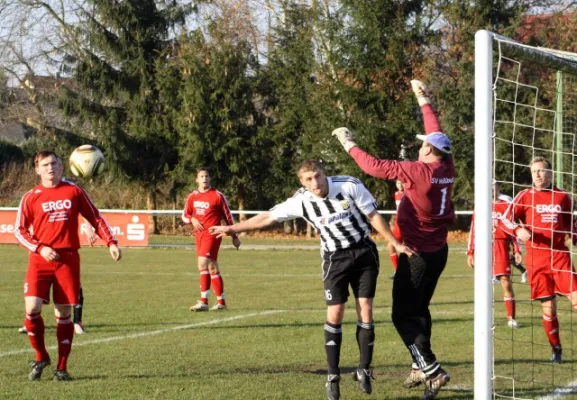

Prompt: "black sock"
[356,320,375,369]
[324,322,342,375]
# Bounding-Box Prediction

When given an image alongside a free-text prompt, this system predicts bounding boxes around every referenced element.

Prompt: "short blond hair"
[297,159,324,176]
[529,156,551,169]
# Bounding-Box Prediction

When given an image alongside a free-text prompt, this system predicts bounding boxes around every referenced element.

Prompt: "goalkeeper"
[332,80,454,400]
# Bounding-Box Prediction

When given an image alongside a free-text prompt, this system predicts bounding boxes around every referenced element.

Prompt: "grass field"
[1,243,576,399]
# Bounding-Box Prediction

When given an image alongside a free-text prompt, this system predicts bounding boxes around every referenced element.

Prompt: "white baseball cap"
[416,132,452,154]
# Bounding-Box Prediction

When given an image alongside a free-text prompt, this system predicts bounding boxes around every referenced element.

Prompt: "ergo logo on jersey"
[42,200,72,212]
[536,204,563,213]
[193,201,210,209]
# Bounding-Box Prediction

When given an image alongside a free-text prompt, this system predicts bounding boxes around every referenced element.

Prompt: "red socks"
[56,315,74,370]
[199,270,211,304]
[25,312,49,362]
[504,297,516,320]
[543,314,560,347]
[211,273,225,305]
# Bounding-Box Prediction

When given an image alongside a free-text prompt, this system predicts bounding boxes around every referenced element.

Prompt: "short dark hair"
[297,159,325,176]
[196,167,210,176]
[34,150,59,167]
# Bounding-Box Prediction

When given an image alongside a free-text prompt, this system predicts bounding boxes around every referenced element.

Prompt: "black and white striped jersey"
[269,176,378,252]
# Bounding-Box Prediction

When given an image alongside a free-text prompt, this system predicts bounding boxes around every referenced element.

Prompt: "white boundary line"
[0,310,285,358]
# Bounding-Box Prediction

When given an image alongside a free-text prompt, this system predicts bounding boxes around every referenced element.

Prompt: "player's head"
[416,132,451,162]
[396,180,404,191]
[195,168,211,191]
[34,150,63,186]
[529,157,552,190]
[297,160,328,198]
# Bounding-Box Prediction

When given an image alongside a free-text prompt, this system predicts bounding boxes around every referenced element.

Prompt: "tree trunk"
[284,221,292,234]
[306,224,313,239]
[237,184,247,222]
[147,190,159,234]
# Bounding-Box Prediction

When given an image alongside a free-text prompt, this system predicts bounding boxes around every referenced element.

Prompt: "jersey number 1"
[438,187,448,216]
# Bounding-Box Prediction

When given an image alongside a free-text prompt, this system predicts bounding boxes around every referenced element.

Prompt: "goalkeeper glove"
[332,127,358,153]
[410,80,431,107]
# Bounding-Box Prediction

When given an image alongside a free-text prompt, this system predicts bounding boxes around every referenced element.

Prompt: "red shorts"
[195,231,222,261]
[24,250,80,305]
[492,240,511,277]
[525,249,577,300]
[392,221,402,242]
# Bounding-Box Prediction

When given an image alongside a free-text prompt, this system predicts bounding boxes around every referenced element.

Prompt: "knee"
[208,263,219,275]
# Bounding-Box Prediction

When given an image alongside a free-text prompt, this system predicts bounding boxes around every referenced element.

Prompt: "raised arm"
[208,212,277,238]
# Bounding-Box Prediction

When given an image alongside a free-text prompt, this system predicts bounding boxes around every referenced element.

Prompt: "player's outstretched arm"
[209,212,277,238]
[366,210,414,257]
[109,244,122,261]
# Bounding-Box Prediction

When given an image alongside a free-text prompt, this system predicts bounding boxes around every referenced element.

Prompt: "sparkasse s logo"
[127,216,145,241]
[0,223,15,233]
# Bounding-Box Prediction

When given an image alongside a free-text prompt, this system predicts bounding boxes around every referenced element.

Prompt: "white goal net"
[476,30,577,399]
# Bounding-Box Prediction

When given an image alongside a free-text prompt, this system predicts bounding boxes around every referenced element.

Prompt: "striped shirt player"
[15,150,121,382]
[208,160,410,399]
[332,80,453,399]
[269,176,376,253]
[467,187,522,328]
[500,157,577,363]
[182,168,240,312]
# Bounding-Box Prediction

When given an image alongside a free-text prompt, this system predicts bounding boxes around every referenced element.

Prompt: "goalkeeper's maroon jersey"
[350,148,455,252]
[15,179,117,252]
[182,188,236,232]
[501,187,577,252]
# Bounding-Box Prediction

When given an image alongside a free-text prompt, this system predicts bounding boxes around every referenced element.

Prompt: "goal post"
[475,29,577,399]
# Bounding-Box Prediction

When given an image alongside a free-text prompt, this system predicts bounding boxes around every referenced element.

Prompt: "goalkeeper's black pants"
[392,245,448,371]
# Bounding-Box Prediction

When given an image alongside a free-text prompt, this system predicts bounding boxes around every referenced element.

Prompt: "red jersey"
[182,188,236,234]
[350,148,455,252]
[467,194,521,255]
[501,186,577,252]
[15,179,117,252]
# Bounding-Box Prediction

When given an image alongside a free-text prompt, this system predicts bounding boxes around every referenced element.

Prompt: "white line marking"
[537,379,577,399]
[0,310,285,358]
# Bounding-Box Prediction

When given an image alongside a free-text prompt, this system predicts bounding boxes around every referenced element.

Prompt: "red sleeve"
[77,187,118,246]
[182,194,194,224]
[422,104,443,134]
[349,147,426,188]
[15,191,42,253]
[499,192,524,237]
[467,212,474,255]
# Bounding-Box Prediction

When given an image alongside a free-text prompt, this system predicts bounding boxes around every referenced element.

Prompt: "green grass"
[0,244,576,399]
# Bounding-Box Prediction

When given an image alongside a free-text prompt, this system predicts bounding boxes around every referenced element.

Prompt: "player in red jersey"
[467,182,522,329]
[15,150,121,381]
[332,80,453,399]
[387,180,405,276]
[501,157,577,363]
[182,168,241,311]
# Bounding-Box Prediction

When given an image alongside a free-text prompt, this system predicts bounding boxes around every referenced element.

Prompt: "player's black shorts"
[321,237,380,305]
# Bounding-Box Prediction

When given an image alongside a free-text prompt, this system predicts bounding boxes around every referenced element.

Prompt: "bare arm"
[209,212,278,238]
[366,210,414,257]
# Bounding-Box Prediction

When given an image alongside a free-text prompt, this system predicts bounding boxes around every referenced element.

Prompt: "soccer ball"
[69,145,105,178]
